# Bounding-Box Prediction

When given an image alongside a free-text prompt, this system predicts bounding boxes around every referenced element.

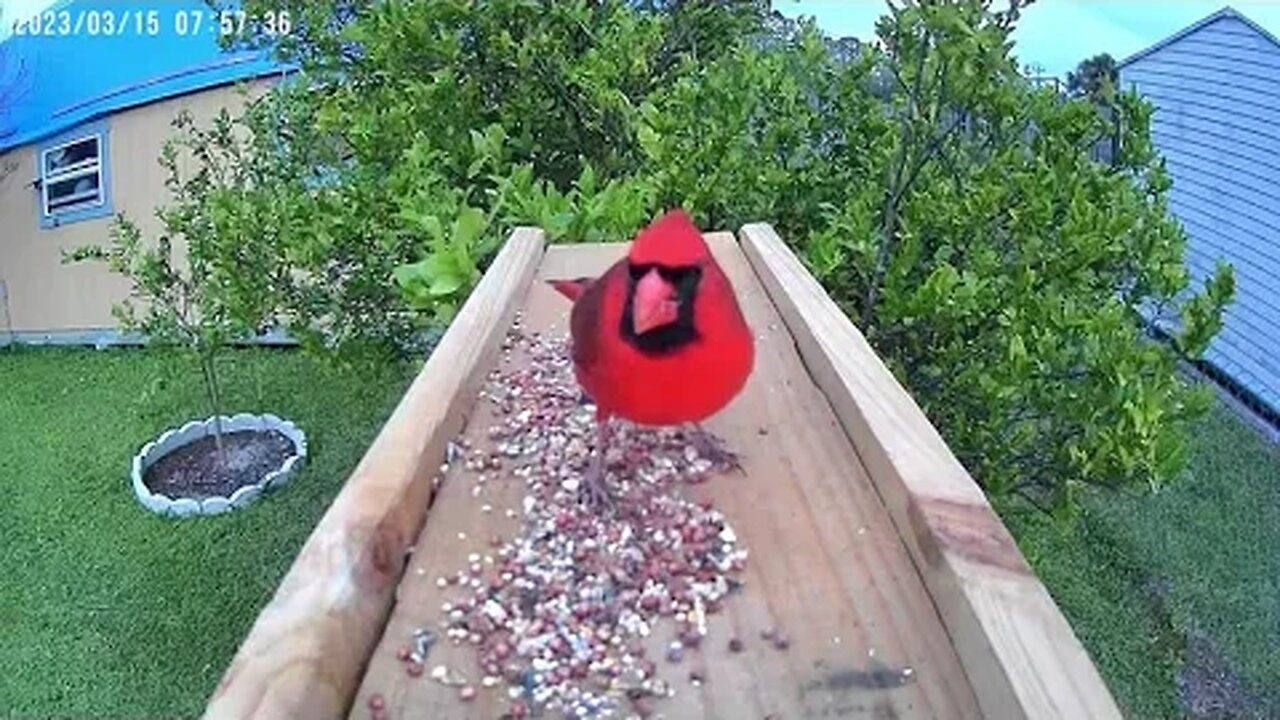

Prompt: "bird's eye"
[628,264,650,281]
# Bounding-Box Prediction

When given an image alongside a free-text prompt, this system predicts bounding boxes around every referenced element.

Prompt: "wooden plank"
[738,222,1123,720]
[351,235,982,719]
[203,228,546,720]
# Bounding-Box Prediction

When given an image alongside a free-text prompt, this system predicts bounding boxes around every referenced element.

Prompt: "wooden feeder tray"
[202,224,1121,720]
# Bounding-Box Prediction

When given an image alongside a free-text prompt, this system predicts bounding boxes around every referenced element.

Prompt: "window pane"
[46,173,101,211]
[45,136,100,174]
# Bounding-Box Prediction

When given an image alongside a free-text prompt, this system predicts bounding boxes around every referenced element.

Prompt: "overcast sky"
[776,1,1280,78]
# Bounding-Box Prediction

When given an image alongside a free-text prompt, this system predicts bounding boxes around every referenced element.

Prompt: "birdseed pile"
[377,314,761,719]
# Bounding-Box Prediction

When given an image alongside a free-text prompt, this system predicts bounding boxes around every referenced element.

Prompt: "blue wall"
[0,0,292,153]
[1120,9,1280,415]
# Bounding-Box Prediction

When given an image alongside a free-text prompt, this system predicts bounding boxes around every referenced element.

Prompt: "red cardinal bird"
[547,209,755,508]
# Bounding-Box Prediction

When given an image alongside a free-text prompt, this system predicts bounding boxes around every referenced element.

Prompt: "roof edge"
[0,64,296,154]
[55,52,281,118]
[1117,5,1280,69]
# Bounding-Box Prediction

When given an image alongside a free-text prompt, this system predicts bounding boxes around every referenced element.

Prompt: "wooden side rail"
[203,228,546,720]
[739,223,1122,720]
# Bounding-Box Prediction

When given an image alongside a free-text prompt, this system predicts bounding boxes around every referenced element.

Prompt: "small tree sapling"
[64,109,281,463]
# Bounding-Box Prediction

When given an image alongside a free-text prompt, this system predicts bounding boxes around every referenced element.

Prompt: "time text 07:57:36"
[9,9,292,39]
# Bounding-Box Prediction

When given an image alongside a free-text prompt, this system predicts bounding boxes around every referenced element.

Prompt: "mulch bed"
[142,429,294,500]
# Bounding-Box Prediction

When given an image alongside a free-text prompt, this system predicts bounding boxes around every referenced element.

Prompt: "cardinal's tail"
[547,277,593,302]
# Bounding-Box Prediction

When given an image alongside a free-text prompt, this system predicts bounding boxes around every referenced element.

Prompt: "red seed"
[396,645,412,661]
[368,693,386,711]
[632,696,654,717]
[510,700,529,718]
[406,661,424,677]
[728,637,744,653]
[773,633,791,650]
[458,685,477,701]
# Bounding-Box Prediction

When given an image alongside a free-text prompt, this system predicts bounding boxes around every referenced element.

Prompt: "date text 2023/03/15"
[8,8,292,39]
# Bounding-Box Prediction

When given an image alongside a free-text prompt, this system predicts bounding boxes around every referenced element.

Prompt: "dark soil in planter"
[142,429,295,501]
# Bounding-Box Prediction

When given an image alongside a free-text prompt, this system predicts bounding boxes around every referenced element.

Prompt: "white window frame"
[40,132,106,218]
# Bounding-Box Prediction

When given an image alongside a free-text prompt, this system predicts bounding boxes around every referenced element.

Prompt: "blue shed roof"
[0,0,294,153]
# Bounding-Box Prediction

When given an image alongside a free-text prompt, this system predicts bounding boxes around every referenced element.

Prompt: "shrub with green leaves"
[186,0,1233,515]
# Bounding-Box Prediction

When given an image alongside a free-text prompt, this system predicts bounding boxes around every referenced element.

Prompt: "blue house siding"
[1119,7,1280,415]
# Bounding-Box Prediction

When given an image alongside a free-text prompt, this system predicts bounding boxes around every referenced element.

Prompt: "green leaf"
[453,206,488,247]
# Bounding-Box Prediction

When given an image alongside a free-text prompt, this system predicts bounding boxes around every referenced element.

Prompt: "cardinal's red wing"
[568,260,627,373]
[547,277,594,302]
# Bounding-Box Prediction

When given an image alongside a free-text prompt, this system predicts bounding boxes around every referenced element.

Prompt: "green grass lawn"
[1004,402,1280,719]
[3,344,1276,718]
[0,345,415,718]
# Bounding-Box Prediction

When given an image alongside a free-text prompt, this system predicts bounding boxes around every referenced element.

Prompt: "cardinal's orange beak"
[632,267,679,335]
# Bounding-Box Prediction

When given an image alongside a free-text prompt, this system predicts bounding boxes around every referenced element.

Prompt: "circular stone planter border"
[130,413,308,518]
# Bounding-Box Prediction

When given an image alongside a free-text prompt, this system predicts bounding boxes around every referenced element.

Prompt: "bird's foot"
[578,454,616,512]
[690,426,745,475]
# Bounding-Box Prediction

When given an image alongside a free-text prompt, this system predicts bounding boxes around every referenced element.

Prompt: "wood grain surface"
[202,228,546,720]
[739,222,1121,720]
[350,235,982,719]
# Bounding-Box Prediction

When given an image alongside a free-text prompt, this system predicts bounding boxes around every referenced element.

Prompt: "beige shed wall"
[0,79,271,336]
